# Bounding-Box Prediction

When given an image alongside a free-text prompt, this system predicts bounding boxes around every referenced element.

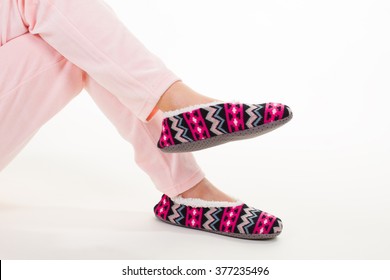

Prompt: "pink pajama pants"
[0,0,205,196]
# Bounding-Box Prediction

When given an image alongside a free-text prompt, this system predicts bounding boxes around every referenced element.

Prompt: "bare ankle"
[180,178,235,202]
[156,81,219,112]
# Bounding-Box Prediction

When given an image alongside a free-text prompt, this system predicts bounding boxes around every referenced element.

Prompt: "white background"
[2,260,390,280]
[0,0,389,259]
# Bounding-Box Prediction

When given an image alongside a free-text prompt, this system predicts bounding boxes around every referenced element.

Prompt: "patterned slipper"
[154,194,283,240]
[157,101,292,153]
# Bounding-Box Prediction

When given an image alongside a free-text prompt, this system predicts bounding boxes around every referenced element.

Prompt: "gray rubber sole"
[156,216,281,240]
[160,113,293,153]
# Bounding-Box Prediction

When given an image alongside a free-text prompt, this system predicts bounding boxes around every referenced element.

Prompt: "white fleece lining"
[162,100,242,118]
[162,101,223,118]
[171,195,243,208]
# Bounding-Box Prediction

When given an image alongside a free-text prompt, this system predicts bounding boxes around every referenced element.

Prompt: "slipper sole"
[156,216,281,240]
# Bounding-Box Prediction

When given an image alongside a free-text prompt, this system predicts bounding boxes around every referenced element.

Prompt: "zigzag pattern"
[170,116,192,143]
[177,117,192,142]
[252,105,263,127]
[158,102,291,151]
[154,195,283,239]
[244,208,261,233]
[170,117,187,143]
[245,105,263,128]
[210,207,223,231]
[213,105,228,134]
[204,107,224,136]
[237,207,257,234]
[168,204,185,224]
[203,208,219,230]
[245,106,257,129]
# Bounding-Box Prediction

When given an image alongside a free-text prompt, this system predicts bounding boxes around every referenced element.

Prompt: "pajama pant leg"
[18,0,180,121]
[0,33,84,172]
[84,77,205,196]
[0,35,204,197]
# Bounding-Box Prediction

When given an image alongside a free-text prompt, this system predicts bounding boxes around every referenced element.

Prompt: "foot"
[154,193,283,240]
[158,101,293,153]
[156,81,220,112]
[180,178,235,202]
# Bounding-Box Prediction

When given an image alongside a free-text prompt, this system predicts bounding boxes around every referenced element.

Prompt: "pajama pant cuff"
[161,169,205,197]
[138,72,182,123]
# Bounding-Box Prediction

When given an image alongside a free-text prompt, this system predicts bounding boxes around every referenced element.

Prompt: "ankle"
[180,178,235,202]
[156,81,219,112]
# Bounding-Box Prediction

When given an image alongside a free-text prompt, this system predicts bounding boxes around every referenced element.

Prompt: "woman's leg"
[0,33,83,171]
[0,32,226,200]
[15,0,292,156]
[84,75,207,197]
[85,75,235,200]
[1,3,283,239]
[17,0,216,122]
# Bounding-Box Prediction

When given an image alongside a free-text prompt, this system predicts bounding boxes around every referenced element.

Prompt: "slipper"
[154,194,283,240]
[157,101,292,153]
